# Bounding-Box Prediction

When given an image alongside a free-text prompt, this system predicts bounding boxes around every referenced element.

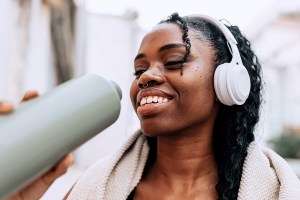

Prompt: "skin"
[130,23,219,199]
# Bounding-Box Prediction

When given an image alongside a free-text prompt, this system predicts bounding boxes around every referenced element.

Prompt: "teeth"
[140,98,147,106]
[158,97,163,103]
[139,96,169,106]
[146,96,153,103]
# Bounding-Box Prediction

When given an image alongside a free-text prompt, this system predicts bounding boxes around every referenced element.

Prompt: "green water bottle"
[0,74,122,199]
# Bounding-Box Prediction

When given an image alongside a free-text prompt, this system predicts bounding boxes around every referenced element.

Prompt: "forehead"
[138,23,203,54]
[141,23,184,46]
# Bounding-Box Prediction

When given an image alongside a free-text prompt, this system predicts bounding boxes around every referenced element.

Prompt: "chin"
[140,127,158,137]
[139,116,182,137]
[140,123,173,137]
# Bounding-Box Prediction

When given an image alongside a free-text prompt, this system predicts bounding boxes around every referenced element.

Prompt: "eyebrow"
[134,43,186,61]
[158,43,186,52]
[134,53,145,61]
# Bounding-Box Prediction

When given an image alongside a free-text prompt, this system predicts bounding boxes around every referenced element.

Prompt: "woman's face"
[130,23,219,137]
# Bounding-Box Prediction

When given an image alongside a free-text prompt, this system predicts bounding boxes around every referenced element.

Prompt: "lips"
[136,88,173,116]
[137,88,172,106]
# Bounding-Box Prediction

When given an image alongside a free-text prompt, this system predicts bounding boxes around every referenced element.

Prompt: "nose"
[137,67,164,89]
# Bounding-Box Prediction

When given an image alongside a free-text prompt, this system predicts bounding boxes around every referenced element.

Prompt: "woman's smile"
[136,88,173,116]
[137,98,170,116]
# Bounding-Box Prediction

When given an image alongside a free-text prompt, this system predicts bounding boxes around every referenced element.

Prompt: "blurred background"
[0,0,299,199]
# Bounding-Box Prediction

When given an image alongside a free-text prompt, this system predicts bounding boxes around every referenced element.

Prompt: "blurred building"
[246,0,300,143]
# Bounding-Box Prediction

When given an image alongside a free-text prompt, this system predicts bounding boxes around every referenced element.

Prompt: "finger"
[54,154,74,174]
[8,154,74,200]
[6,192,22,200]
[21,91,39,103]
[42,154,74,186]
[0,102,14,113]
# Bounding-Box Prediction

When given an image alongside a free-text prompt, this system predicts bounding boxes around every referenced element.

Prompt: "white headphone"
[188,15,251,106]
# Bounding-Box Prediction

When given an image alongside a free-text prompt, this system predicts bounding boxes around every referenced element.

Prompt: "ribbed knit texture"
[238,142,300,199]
[68,131,300,200]
[67,130,148,200]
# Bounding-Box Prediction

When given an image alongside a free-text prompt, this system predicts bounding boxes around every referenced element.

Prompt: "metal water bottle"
[0,74,122,199]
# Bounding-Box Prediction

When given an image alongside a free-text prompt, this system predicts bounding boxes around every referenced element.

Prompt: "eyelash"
[164,59,184,68]
[133,70,146,78]
[133,59,185,79]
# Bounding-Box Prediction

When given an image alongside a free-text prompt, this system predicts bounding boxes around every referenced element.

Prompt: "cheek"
[179,71,216,113]
[130,80,138,107]
[184,83,214,106]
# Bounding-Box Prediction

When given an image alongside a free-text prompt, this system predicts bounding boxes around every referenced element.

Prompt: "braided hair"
[149,13,262,200]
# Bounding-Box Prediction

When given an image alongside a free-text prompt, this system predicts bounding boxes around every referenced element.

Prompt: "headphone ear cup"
[214,63,251,106]
[214,63,233,106]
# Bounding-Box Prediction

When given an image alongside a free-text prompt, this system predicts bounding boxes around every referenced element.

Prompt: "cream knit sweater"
[67,131,300,199]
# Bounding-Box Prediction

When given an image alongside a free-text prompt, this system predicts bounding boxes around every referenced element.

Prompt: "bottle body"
[0,74,122,198]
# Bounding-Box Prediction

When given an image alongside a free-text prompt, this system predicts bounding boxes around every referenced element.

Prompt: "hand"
[2,91,74,200]
[0,90,39,114]
[7,154,73,200]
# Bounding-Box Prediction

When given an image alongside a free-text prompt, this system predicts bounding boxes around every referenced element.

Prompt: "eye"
[133,61,148,79]
[133,70,146,79]
[164,60,185,70]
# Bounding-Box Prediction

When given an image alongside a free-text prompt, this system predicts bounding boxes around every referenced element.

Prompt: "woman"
[6,13,300,199]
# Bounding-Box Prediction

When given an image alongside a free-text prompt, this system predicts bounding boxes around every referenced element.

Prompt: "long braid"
[160,13,191,75]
